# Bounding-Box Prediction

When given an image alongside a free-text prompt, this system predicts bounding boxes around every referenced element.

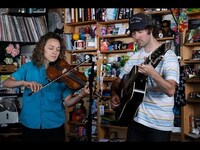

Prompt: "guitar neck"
[144,43,166,68]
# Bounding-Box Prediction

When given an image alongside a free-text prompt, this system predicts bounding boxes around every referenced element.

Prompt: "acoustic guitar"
[112,42,172,126]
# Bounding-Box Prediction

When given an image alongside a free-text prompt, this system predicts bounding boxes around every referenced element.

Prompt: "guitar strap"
[174,65,186,106]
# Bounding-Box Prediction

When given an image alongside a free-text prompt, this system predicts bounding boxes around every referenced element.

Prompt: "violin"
[46,59,105,100]
[47,59,106,100]
[28,58,106,101]
[46,59,87,90]
[28,58,88,96]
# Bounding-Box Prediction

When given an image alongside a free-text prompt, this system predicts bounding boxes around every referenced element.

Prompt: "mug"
[74,40,86,50]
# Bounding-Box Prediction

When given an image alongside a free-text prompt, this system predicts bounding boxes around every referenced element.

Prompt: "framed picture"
[32,8,46,13]
[185,29,200,43]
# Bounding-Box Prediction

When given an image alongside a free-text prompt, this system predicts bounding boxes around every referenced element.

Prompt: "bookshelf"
[0,8,48,141]
[181,11,200,140]
[63,8,143,142]
[63,7,185,142]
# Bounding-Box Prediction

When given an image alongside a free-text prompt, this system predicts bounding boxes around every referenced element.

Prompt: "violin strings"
[67,72,86,86]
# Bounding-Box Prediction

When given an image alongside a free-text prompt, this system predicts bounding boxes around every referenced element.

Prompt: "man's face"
[131,29,151,48]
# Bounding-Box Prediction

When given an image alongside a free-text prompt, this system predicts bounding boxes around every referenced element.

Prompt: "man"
[110,13,180,142]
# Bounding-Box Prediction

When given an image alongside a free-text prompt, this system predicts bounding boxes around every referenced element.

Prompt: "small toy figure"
[100,39,109,51]
[101,27,107,36]
[161,20,175,37]
[79,27,85,40]
[84,26,90,34]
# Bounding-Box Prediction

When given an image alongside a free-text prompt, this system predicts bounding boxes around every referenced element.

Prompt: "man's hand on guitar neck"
[110,77,121,109]
[111,94,120,109]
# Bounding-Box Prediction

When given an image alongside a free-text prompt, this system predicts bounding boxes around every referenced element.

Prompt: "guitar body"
[113,66,147,126]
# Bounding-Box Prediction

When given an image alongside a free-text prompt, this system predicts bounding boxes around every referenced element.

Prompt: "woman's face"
[43,38,61,63]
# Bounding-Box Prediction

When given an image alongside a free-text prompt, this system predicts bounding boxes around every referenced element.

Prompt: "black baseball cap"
[128,13,153,33]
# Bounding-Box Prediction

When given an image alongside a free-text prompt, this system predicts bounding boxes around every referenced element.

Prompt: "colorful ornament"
[72,33,80,41]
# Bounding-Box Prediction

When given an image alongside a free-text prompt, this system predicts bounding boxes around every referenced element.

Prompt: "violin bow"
[28,57,90,96]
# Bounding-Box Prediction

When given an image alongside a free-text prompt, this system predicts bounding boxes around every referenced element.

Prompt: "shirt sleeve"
[163,50,180,84]
[11,63,28,81]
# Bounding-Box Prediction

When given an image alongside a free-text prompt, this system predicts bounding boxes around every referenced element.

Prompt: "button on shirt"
[11,62,73,129]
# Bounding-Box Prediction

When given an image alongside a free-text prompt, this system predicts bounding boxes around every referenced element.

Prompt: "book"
[12,16,23,42]
[105,8,118,21]
[185,29,200,43]
[188,19,200,29]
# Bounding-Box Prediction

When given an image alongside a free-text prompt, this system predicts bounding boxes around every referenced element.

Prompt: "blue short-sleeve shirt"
[12,62,73,129]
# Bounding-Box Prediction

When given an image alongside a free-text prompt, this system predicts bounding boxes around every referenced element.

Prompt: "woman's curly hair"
[32,32,66,67]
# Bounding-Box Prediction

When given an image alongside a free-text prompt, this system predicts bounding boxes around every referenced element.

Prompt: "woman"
[2,32,89,142]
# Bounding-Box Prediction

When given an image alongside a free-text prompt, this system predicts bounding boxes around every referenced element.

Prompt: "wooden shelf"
[104,109,115,113]
[98,19,129,24]
[67,121,85,125]
[99,34,129,39]
[103,77,117,82]
[100,124,127,130]
[0,123,22,141]
[101,49,133,54]
[184,42,200,46]
[186,133,200,140]
[144,10,171,15]
[65,49,98,53]
[66,20,97,26]
[186,11,200,15]
[186,78,200,83]
[70,62,96,66]
[156,37,174,41]
[0,93,22,97]
[187,99,200,103]
[183,59,200,64]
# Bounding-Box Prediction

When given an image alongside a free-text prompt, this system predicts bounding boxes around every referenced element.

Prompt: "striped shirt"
[119,47,180,131]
